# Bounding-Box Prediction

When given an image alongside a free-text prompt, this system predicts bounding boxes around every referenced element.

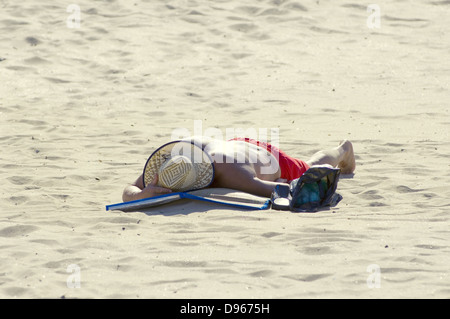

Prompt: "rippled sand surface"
[0,0,449,298]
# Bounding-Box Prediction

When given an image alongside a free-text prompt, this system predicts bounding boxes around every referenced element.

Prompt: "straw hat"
[143,141,215,192]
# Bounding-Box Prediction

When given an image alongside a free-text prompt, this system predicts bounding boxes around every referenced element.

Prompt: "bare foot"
[337,140,356,174]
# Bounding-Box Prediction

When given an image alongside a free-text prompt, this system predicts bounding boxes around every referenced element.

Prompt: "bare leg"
[306,140,356,174]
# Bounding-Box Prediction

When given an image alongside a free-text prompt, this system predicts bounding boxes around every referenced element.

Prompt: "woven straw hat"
[143,141,214,192]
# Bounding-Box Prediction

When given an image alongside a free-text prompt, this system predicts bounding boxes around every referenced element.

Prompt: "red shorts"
[230,138,310,182]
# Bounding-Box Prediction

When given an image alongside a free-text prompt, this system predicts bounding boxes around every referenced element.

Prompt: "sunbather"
[122,137,355,202]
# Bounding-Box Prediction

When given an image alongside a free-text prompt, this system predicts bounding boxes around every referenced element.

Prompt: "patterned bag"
[271,166,342,212]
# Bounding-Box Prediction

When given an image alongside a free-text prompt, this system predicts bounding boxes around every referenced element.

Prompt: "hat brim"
[143,141,215,192]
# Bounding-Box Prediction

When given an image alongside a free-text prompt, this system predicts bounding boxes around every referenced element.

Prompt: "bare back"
[182,136,281,182]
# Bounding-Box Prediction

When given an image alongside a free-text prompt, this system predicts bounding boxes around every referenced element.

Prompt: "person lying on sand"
[122,136,355,202]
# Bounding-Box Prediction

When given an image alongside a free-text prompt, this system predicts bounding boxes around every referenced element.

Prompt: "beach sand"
[0,0,449,298]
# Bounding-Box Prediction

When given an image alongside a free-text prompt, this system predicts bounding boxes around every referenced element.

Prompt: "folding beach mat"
[106,188,270,212]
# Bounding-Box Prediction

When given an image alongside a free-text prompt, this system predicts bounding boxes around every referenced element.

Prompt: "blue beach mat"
[106,188,270,212]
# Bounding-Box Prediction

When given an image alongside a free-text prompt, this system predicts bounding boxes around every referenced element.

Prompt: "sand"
[0,0,449,299]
